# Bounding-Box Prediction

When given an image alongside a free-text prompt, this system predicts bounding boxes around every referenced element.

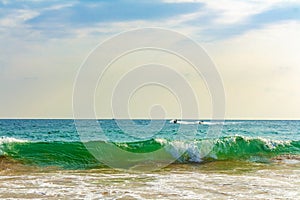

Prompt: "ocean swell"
[0,136,299,169]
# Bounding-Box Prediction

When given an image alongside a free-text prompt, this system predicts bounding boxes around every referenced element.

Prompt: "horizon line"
[0,118,299,121]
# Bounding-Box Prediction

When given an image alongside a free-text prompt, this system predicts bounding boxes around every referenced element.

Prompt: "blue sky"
[1,0,300,119]
[1,0,299,40]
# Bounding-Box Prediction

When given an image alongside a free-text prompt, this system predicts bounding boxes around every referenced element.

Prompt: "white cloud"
[0,9,39,27]
[0,2,76,28]
[43,2,76,11]
[70,19,192,38]
[163,0,300,25]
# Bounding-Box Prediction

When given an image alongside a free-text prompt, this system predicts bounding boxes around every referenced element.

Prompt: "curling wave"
[0,135,299,169]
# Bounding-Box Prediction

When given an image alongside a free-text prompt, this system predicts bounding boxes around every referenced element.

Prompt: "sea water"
[0,120,299,199]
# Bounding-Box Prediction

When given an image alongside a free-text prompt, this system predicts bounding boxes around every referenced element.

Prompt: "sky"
[1,0,300,119]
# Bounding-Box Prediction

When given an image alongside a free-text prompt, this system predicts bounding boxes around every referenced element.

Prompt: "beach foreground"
[0,160,299,199]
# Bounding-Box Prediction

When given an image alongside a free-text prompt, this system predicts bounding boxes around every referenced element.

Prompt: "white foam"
[0,136,28,145]
[1,168,298,200]
[154,138,167,145]
[164,140,204,163]
[256,137,291,149]
[177,121,198,125]
[191,121,225,125]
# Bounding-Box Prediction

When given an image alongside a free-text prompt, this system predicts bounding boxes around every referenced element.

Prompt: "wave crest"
[0,135,298,169]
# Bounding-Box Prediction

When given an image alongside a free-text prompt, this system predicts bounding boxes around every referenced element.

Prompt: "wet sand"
[0,159,299,199]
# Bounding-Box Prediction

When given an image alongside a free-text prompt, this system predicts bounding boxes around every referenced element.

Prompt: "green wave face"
[1,136,299,169]
[1,142,101,169]
[208,136,300,161]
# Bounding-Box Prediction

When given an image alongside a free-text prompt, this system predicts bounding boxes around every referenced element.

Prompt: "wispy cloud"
[0,0,204,40]
[165,0,268,24]
[1,0,300,41]
[161,0,300,41]
[0,9,39,27]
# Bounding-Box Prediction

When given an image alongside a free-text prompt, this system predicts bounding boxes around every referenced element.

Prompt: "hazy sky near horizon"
[1,0,300,119]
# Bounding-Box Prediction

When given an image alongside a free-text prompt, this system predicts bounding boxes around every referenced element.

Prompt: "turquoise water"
[0,120,299,199]
[0,120,299,169]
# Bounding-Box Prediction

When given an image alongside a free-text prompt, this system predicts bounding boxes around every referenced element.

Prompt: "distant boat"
[170,119,178,123]
[169,119,204,124]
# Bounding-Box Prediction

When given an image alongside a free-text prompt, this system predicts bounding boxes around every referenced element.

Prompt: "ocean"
[0,119,299,199]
